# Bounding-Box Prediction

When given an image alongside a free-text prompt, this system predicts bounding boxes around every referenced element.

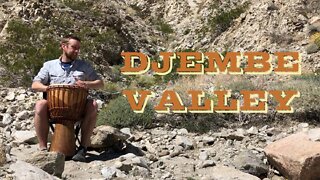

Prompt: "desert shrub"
[208,2,250,34]
[103,82,121,93]
[283,74,320,120]
[136,75,155,88]
[62,0,93,11]
[312,32,320,47]
[0,19,60,87]
[61,0,101,16]
[97,96,155,128]
[169,76,214,106]
[0,10,124,87]
[155,20,174,34]
[214,75,257,92]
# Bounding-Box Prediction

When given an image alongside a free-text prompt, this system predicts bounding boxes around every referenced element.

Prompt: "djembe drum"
[47,85,88,157]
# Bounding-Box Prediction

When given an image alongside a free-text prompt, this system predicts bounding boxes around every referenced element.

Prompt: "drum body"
[47,85,88,157]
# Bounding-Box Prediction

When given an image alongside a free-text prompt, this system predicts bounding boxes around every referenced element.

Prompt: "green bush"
[209,2,250,34]
[97,96,155,128]
[0,19,60,87]
[155,20,174,34]
[61,0,96,14]
[289,74,320,116]
[103,82,121,93]
[0,10,123,87]
[136,75,155,88]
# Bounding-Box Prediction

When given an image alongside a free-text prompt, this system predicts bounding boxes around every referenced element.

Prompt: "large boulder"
[25,151,65,178]
[264,128,320,180]
[90,125,130,149]
[13,130,38,144]
[9,160,60,180]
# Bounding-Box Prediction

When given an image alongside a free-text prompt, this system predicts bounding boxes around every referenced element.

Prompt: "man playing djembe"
[32,35,104,162]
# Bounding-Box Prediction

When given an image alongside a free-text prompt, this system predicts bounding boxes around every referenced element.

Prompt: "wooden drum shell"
[47,85,88,157]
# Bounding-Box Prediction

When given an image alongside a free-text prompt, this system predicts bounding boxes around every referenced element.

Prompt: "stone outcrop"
[265,129,320,180]
[25,151,65,178]
[9,160,60,180]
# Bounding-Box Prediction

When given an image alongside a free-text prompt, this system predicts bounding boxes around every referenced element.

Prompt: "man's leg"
[80,99,98,147]
[72,99,97,161]
[34,99,49,150]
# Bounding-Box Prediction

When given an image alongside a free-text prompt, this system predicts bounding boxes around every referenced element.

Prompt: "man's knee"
[86,99,98,113]
[34,100,48,115]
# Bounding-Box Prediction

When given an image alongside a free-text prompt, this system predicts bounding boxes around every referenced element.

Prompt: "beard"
[65,52,78,61]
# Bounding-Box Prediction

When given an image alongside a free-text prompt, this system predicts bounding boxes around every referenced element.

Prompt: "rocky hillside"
[0,0,319,79]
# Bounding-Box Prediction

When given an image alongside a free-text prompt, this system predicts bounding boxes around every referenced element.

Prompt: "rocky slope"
[0,0,319,70]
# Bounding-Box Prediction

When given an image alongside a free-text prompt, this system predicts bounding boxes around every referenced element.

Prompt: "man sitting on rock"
[31,35,104,162]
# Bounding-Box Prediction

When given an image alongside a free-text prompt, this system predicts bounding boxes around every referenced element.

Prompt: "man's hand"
[74,78,104,89]
[75,79,88,88]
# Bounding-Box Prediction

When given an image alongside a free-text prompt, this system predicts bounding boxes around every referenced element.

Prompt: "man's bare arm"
[31,81,49,92]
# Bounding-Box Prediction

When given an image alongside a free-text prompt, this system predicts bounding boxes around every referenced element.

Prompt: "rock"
[307,128,320,142]
[144,140,157,154]
[146,154,158,162]
[177,128,188,135]
[309,16,320,31]
[114,161,133,173]
[16,110,29,120]
[131,156,149,169]
[0,104,6,113]
[13,130,38,144]
[306,43,319,54]
[219,129,245,141]
[298,123,309,129]
[199,160,216,168]
[101,166,117,179]
[175,136,194,150]
[9,160,60,180]
[202,136,215,145]
[264,129,320,180]
[120,128,132,136]
[122,142,145,156]
[201,165,260,180]
[2,113,12,125]
[170,145,183,157]
[5,92,15,101]
[95,99,104,109]
[233,151,268,177]
[25,151,65,177]
[247,126,259,135]
[132,166,150,178]
[6,106,17,114]
[90,125,129,149]
[199,151,209,161]
[161,172,172,179]
[267,3,279,11]
[158,150,169,157]
[16,94,26,101]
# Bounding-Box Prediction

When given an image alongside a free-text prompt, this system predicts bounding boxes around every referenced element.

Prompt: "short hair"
[60,34,81,45]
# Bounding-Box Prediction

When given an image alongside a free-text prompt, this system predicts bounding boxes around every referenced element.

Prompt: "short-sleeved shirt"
[33,59,101,85]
